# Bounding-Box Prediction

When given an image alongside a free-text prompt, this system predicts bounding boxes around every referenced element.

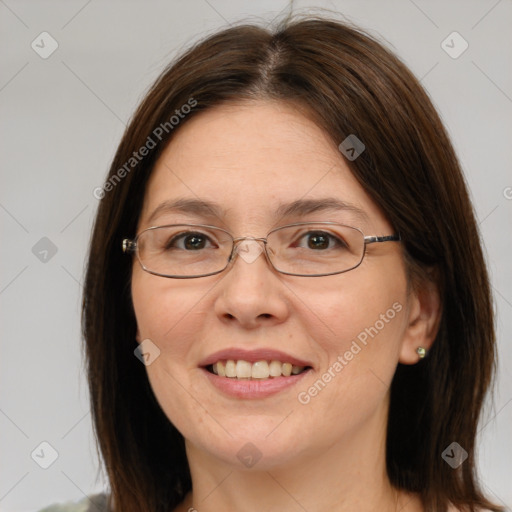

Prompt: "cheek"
[290,267,407,360]
[131,271,213,434]
[131,269,203,352]
[289,269,408,424]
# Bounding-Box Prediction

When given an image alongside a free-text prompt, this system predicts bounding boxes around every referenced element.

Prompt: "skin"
[131,101,441,512]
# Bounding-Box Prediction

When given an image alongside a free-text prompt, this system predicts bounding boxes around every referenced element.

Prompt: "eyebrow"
[147,198,225,225]
[146,197,370,225]
[275,197,369,223]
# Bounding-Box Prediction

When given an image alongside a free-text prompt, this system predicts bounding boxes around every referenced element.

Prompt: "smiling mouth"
[206,359,311,380]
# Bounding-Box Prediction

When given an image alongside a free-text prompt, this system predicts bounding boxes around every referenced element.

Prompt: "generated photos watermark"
[338,134,365,161]
[31,441,59,469]
[297,301,403,405]
[441,441,468,469]
[237,442,263,468]
[441,31,469,59]
[134,338,161,366]
[31,31,59,59]
[93,97,197,200]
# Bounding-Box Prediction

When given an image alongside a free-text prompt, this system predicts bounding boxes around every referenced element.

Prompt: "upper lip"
[199,348,313,368]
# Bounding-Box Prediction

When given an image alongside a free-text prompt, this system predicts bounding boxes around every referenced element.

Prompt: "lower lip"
[201,368,311,399]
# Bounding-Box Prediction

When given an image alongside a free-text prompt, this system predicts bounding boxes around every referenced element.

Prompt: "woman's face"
[131,100,417,469]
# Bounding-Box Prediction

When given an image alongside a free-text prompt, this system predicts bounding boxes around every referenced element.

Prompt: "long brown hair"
[82,15,502,512]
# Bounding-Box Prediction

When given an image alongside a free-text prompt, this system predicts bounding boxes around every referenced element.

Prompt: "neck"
[178,403,422,512]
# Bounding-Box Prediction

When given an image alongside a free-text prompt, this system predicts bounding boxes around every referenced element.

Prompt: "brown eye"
[165,232,213,251]
[296,231,347,250]
[306,232,330,250]
[183,234,207,250]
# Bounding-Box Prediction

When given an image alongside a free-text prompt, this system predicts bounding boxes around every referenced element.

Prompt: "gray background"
[1,0,511,510]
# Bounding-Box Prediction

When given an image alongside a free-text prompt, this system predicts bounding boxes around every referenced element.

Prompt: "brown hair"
[82,15,502,512]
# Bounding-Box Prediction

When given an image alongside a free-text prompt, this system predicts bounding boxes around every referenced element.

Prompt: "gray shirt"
[37,493,109,512]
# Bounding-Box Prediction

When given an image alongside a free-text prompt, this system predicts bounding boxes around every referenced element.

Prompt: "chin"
[192,431,309,471]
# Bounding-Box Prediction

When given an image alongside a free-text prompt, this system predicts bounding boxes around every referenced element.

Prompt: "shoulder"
[37,493,109,512]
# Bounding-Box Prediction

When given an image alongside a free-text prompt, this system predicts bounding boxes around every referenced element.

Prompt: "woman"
[75,15,502,512]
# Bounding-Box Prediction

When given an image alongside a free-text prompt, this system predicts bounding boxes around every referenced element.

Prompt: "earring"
[416,346,427,359]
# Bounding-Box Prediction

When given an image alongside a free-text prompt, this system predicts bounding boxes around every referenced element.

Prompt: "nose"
[213,238,290,329]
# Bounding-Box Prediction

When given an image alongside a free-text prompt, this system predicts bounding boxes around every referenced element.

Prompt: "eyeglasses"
[122,222,401,278]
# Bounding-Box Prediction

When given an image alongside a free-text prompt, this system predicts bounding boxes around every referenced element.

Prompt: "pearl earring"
[416,346,427,359]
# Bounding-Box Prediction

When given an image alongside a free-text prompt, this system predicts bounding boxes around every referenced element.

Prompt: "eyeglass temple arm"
[364,234,401,244]
[122,239,137,253]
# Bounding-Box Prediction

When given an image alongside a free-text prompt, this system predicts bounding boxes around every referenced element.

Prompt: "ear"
[135,327,142,344]
[399,272,442,364]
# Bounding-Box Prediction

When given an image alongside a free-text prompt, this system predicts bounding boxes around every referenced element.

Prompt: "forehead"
[138,101,390,233]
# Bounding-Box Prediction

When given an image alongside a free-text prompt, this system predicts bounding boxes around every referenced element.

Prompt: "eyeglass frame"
[122,221,401,279]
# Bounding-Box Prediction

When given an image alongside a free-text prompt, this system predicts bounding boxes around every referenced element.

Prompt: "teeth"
[210,359,306,379]
[225,360,236,378]
[282,362,292,377]
[291,365,303,375]
[236,360,252,379]
[212,361,226,377]
[251,361,269,379]
[269,360,282,377]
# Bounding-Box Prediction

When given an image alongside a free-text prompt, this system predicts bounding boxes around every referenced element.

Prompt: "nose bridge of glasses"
[231,236,267,265]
